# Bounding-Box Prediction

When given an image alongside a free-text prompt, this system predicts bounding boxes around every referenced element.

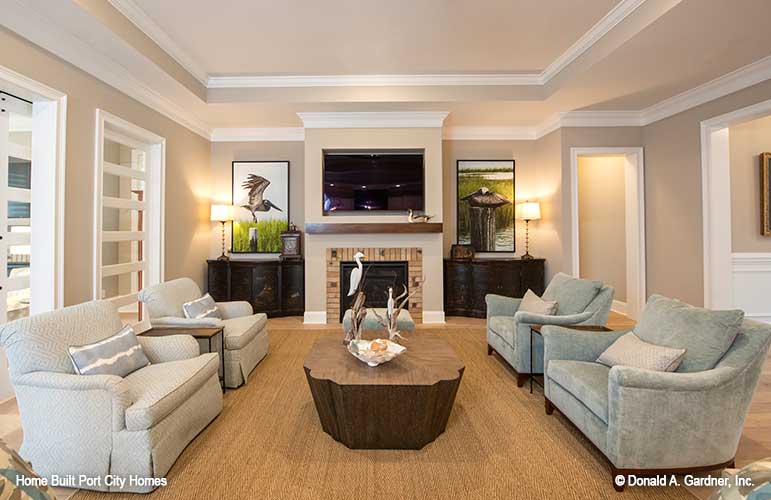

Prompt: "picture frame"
[456,160,515,253]
[762,152,771,236]
[231,161,290,253]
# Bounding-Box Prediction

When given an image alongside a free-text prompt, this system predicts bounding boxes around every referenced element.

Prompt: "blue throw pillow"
[68,325,150,377]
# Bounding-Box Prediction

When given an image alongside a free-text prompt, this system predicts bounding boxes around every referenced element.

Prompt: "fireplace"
[340,261,408,321]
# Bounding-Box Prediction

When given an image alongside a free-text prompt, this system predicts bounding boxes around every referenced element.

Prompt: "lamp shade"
[210,204,233,222]
[515,201,541,221]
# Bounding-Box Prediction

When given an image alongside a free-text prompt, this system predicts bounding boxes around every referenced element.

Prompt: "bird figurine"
[347,251,366,297]
[386,286,395,319]
[408,209,434,223]
[241,174,282,222]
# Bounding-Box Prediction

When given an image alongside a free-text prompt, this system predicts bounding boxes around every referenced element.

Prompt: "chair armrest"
[610,365,739,392]
[151,316,223,328]
[542,326,629,364]
[514,310,594,326]
[12,371,132,432]
[485,294,521,318]
[138,335,200,363]
[215,301,253,319]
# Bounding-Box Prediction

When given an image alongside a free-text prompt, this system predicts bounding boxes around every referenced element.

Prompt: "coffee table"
[304,333,465,450]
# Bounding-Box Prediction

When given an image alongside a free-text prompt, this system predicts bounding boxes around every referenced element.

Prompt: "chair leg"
[487,344,493,356]
[516,372,527,387]
[545,398,554,415]
[611,467,625,492]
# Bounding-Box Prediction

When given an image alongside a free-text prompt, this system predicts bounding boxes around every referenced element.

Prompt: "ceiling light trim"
[108,0,209,85]
[210,127,305,142]
[541,0,647,82]
[297,111,449,128]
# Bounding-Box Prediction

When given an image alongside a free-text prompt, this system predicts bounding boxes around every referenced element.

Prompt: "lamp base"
[521,252,535,260]
[217,253,230,261]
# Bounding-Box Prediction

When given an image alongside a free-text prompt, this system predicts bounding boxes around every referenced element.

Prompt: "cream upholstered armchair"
[138,277,268,388]
[486,272,614,386]
[0,300,222,493]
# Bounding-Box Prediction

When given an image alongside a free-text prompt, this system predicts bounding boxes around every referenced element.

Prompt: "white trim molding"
[422,311,446,324]
[107,0,209,85]
[210,127,305,142]
[732,253,771,324]
[209,73,542,88]
[570,147,646,320]
[611,300,628,316]
[700,99,771,309]
[443,126,537,141]
[297,111,449,129]
[303,311,327,325]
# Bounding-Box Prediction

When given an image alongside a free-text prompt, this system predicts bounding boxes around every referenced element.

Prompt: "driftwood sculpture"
[372,279,424,343]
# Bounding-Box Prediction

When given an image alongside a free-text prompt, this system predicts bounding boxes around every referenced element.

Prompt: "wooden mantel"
[305,222,443,235]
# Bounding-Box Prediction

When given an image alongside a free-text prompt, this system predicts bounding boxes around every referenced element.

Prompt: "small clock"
[280,223,302,258]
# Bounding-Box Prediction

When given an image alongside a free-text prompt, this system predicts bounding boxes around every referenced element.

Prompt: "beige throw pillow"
[519,289,558,315]
[597,332,686,372]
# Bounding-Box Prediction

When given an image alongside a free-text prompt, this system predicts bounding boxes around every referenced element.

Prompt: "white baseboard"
[611,300,628,315]
[422,310,446,324]
[303,311,327,324]
[732,253,771,323]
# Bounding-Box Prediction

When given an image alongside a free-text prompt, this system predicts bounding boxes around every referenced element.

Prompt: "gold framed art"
[762,153,771,236]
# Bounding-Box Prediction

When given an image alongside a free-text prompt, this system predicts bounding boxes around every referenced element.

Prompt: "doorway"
[570,148,646,320]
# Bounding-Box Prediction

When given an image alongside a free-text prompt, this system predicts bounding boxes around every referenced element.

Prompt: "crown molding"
[297,111,449,128]
[442,126,537,140]
[208,73,543,88]
[640,55,771,125]
[108,0,209,85]
[2,0,211,139]
[210,127,305,142]
[558,110,645,127]
[541,0,647,82]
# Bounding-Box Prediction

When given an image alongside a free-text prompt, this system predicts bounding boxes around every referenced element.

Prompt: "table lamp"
[211,204,234,260]
[515,201,541,260]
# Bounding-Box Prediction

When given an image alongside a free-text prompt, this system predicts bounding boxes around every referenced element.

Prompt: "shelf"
[305,222,443,235]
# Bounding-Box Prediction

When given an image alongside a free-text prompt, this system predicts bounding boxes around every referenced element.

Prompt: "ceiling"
[4,0,771,136]
[130,0,619,75]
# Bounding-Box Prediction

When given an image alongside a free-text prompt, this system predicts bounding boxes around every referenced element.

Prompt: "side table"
[141,326,226,392]
[529,324,613,394]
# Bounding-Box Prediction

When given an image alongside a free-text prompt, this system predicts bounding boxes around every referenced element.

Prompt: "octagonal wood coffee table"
[304,333,465,450]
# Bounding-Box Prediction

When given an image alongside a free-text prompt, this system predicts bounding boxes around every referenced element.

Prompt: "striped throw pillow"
[68,325,150,377]
[182,293,222,319]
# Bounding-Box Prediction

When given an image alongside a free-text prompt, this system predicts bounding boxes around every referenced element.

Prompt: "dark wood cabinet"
[207,259,304,317]
[443,258,545,318]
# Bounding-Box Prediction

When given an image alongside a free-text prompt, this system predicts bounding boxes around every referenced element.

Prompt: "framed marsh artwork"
[456,160,515,252]
[231,161,290,253]
[762,153,771,236]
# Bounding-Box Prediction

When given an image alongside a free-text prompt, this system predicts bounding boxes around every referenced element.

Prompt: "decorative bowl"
[347,339,406,367]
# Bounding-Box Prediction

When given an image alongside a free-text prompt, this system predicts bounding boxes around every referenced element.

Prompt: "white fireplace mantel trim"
[304,311,328,324]
[297,111,449,129]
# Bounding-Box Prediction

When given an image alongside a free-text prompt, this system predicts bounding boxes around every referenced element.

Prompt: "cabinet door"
[207,261,229,301]
[487,260,519,298]
[444,261,471,316]
[252,262,281,315]
[281,261,304,315]
[521,261,546,295]
[229,265,253,303]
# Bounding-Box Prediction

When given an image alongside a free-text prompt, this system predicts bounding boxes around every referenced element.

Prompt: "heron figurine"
[347,251,366,297]
[241,174,283,222]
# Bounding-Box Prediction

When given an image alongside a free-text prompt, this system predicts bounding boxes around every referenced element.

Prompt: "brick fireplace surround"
[326,247,423,324]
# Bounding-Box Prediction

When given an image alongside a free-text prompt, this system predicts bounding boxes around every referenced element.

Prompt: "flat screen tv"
[322,149,425,213]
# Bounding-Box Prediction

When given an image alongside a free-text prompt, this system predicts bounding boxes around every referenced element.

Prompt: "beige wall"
[577,156,627,301]
[643,79,771,306]
[209,141,305,259]
[303,128,444,317]
[1,27,212,306]
[729,115,771,252]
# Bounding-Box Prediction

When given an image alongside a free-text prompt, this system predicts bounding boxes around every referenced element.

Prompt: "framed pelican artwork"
[231,161,290,253]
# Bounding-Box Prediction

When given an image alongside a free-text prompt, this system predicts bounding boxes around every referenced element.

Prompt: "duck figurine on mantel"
[408,209,434,223]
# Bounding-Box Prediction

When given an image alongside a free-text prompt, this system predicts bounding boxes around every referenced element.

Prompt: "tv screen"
[322,150,424,213]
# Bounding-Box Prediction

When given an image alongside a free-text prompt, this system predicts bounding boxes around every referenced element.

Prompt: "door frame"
[570,147,646,319]
[700,98,771,309]
[0,64,67,313]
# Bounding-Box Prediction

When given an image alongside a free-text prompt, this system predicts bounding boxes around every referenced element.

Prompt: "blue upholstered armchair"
[486,272,614,386]
[541,295,771,491]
